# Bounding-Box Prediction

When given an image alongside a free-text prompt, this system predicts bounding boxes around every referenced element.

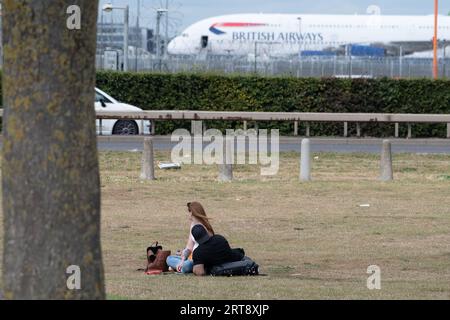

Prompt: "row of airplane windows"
[308,24,450,29]
[308,24,398,28]
[218,40,354,45]
[418,25,450,29]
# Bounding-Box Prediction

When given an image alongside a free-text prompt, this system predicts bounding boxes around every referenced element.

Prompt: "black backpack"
[209,256,259,277]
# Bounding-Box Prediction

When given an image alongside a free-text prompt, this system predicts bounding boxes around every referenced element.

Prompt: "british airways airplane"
[167,13,450,57]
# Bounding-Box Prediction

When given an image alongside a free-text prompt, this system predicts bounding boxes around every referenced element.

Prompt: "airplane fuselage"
[168,13,450,56]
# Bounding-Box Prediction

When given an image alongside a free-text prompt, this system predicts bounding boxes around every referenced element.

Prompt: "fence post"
[300,138,311,182]
[344,122,348,137]
[395,123,399,138]
[407,124,412,139]
[150,120,156,135]
[243,121,248,131]
[356,123,361,137]
[99,119,103,136]
[380,139,393,181]
[306,123,311,137]
[218,136,233,182]
[294,121,299,136]
[140,120,144,135]
[191,120,203,135]
[140,137,156,181]
[447,123,450,139]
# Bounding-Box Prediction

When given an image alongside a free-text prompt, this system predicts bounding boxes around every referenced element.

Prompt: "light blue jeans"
[166,255,194,274]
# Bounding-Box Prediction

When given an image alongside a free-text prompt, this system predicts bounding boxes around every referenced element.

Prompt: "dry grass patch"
[1,151,450,299]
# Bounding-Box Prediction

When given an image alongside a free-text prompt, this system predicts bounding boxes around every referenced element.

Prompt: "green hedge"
[96,72,450,137]
[2,71,450,137]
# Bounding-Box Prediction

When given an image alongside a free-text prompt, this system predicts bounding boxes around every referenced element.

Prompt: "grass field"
[1,150,450,299]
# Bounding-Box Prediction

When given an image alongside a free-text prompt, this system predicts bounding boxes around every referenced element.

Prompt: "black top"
[193,235,242,270]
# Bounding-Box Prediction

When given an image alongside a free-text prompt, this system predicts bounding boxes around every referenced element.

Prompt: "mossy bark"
[1,0,104,299]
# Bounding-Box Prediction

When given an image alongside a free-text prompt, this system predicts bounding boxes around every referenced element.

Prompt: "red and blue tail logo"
[209,22,268,35]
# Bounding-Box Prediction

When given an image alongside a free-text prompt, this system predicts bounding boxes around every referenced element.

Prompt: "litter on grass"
[158,162,182,170]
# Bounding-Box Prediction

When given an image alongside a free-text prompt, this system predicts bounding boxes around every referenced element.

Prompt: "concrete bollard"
[140,137,156,180]
[300,138,312,182]
[380,140,393,181]
[218,137,233,182]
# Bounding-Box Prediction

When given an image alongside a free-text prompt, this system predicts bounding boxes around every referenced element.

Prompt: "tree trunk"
[1,1,105,299]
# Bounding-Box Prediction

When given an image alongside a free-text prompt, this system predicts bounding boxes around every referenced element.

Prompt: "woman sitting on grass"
[166,202,215,273]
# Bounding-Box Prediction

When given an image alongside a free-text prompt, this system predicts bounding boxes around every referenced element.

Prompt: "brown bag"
[146,250,171,273]
[142,242,170,273]
[146,242,163,265]
[138,242,171,273]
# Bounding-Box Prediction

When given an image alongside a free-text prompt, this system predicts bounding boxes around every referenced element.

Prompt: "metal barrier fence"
[95,110,450,139]
[96,55,450,79]
[1,110,449,138]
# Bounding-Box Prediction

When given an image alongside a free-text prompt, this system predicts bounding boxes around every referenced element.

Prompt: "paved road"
[0,136,448,154]
[96,136,450,154]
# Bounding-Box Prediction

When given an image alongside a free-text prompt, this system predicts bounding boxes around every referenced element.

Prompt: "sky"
[98,0,449,36]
